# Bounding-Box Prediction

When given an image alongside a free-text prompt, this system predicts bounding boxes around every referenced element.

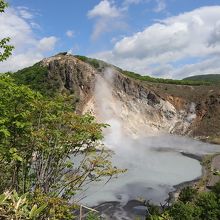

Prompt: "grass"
[74,55,101,69]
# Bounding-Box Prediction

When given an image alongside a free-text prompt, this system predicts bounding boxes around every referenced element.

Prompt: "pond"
[77,131,219,219]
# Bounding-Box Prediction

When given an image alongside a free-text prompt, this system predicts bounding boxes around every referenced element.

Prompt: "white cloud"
[154,0,166,13]
[88,0,120,18]
[17,7,34,19]
[113,22,189,58]
[66,30,74,38]
[173,57,220,78]
[0,52,43,73]
[92,6,220,79]
[208,21,220,47]
[0,7,58,72]
[122,0,145,9]
[38,37,57,52]
[87,0,151,40]
[124,0,142,4]
[88,0,126,40]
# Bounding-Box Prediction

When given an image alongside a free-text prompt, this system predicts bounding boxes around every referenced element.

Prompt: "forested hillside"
[183,74,220,84]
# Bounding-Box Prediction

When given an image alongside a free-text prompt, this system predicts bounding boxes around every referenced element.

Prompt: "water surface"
[78,134,219,208]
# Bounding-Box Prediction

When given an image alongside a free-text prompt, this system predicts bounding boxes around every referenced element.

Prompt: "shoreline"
[167,152,205,202]
[169,151,220,202]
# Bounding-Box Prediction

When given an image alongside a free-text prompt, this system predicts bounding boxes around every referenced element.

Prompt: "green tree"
[0,76,123,199]
[0,75,124,218]
[0,0,14,62]
[150,184,220,220]
[0,76,39,192]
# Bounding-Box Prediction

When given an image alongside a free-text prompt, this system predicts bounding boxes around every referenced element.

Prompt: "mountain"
[183,74,220,83]
[12,53,220,144]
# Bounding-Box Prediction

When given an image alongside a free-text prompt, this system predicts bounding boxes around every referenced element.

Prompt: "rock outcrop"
[41,54,96,113]
[40,53,220,140]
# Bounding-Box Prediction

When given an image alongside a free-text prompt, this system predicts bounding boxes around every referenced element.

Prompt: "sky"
[0,0,220,79]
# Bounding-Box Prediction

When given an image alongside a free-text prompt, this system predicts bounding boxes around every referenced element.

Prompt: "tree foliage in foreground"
[0,0,14,62]
[0,76,123,219]
[148,185,220,220]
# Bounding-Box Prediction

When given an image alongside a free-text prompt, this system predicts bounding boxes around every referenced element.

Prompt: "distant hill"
[183,74,220,83]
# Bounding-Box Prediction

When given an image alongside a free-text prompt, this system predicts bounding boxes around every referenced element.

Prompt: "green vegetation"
[0,191,47,219]
[75,55,102,69]
[122,70,211,86]
[0,0,14,62]
[75,55,117,73]
[147,186,220,220]
[75,55,211,86]
[183,74,220,84]
[0,75,123,219]
[86,212,102,220]
[10,63,59,97]
[178,186,198,203]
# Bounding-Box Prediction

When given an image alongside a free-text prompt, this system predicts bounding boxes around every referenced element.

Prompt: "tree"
[0,75,124,218]
[0,0,14,62]
[0,76,123,198]
[150,184,220,220]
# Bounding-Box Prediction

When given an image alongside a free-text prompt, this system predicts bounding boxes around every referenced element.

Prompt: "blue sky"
[1,0,220,78]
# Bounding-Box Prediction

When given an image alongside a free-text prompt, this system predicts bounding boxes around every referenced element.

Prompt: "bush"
[31,190,77,220]
[212,181,220,196]
[150,184,220,220]
[0,191,46,219]
[86,211,101,220]
[178,186,198,203]
[169,201,201,220]
[195,192,220,220]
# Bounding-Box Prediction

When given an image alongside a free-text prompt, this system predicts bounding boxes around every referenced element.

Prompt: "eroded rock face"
[40,54,220,139]
[110,71,198,136]
[41,54,97,112]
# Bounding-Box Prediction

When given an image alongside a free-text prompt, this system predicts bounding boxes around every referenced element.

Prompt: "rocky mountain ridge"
[37,53,220,141]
